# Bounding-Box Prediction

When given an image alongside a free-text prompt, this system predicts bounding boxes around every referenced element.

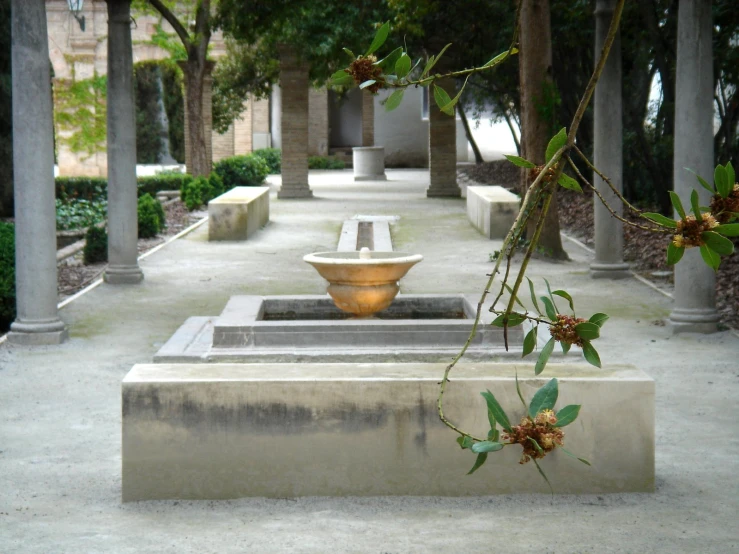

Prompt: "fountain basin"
[303,250,423,316]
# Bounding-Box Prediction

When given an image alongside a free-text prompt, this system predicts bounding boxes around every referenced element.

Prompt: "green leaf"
[558,173,582,192]
[560,447,591,466]
[552,290,574,312]
[535,337,556,375]
[481,390,512,432]
[471,441,504,454]
[522,328,537,357]
[690,190,703,222]
[343,48,355,59]
[395,53,411,79]
[699,244,721,271]
[366,21,390,56]
[543,278,559,312]
[726,162,736,191]
[581,340,601,368]
[554,405,581,427]
[540,296,557,321]
[715,164,730,198]
[533,458,554,495]
[528,436,544,454]
[527,277,541,315]
[669,191,687,220]
[686,167,715,194]
[714,223,739,237]
[491,312,527,328]
[329,69,354,87]
[574,321,600,340]
[701,231,734,256]
[374,46,403,70]
[515,371,528,410]
[528,378,558,418]
[422,43,451,76]
[642,212,677,228]
[561,341,571,355]
[487,407,497,432]
[505,155,536,169]
[456,435,474,449]
[504,284,526,309]
[384,89,404,112]
[433,84,454,115]
[588,313,609,327]
[482,47,519,68]
[666,243,684,265]
[467,453,488,475]
[545,127,567,163]
[359,79,377,90]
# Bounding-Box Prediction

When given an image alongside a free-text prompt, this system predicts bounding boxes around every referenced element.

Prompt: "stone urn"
[352,146,387,181]
[303,247,423,317]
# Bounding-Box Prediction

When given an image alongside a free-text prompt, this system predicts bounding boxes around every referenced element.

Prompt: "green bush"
[56,197,108,231]
[181,176,214,211]
[212,154,269,188]
[56,177,107,202]
[138,193,164,238]
[0,222,15,332]
[252,148,281,174]
[308,156,345,170]
[83,225,108,264]
[137,174,193,197]
[209,171,225,198]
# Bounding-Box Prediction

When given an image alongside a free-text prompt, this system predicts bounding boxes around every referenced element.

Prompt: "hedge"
[55,174,193,202]
[0,221,15,332]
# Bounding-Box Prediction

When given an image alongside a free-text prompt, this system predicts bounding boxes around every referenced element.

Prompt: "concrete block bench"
[208,186,269,241]
[122,362,654,500]
[466,185,520,239]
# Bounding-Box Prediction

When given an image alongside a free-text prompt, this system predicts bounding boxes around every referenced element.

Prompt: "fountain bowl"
[303,249,423,317]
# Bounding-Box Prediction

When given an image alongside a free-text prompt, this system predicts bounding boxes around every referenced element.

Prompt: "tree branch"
[149,0,192,52]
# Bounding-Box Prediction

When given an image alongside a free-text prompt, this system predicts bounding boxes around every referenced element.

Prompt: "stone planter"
[352,146,387,181]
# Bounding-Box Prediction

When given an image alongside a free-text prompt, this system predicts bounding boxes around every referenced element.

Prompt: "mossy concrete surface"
[1,169,738,553]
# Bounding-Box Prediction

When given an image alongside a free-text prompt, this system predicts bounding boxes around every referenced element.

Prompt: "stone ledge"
[122,362,654,500]
[208,186,270,241]
[466,185,520,239]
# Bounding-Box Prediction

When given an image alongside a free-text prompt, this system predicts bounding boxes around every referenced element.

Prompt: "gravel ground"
[460,161,739,329]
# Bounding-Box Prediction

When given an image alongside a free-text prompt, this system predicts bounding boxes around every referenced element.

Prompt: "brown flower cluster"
[672,213,719,248]
[710,183,739,224]
[549,314,586,347]
[530,164,559,184]
[503,410,565,464]
[347,55,383,93]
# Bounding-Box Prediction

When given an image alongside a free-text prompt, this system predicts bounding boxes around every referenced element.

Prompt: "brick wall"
[308,88,329,156]
[427,75,460,197]
[362,91,374,147]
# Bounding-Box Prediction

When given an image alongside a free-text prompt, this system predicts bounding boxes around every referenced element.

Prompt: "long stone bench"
[208,186,269,241]
[121,362,654,500]
[466,185,520,239]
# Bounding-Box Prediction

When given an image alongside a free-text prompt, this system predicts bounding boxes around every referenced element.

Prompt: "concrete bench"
[208,186,269,241]
[466,185,520,239]
[121,362,654,500]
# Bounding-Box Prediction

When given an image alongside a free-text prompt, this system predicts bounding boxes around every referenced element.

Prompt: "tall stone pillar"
[590,0,629,279]
[278,46,312,199]
[7,0,67,345]
[103,0,143,285]
[426,75,461,198]
[181,60,215,174]
[270,84,282,150]
[668,0,718,333]
[362,91,375,147]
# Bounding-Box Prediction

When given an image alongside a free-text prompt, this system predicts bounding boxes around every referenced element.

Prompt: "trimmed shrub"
[56,177,107,202]
[137,174,193,197]
[212,154,269,188]
[209,171,225,198]
[83,226,108,264]
[138,193,163,238]
[181,176,214,211]
[0,221,15,332]
[252,148,281,174]
[308,156,345,170]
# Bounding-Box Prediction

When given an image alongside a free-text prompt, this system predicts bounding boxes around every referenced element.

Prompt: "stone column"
[590,0,630,279]
[103,0,143,284]
[278,46,312,199]
[7,0,68,344]
[427,75,461,198]
[668,0,718,333]
[181,60,215,174]
[362,91,375,147]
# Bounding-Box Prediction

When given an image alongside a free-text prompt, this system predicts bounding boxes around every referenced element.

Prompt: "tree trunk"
[182,60,210,177]
[457,98,483,164]
[518,0,568,260]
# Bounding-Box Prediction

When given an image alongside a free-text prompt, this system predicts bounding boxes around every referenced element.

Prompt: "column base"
[104,265,144,284]
[426,186,461,198]
[7,319,68,345]
[590,262,631,279]
[668,307,719,334]
[278,187,313,199]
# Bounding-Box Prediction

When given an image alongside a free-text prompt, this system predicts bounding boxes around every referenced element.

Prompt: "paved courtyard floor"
[1,169,737,553]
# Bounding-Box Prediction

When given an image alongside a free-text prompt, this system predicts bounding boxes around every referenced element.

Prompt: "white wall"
[374,87,429,167]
